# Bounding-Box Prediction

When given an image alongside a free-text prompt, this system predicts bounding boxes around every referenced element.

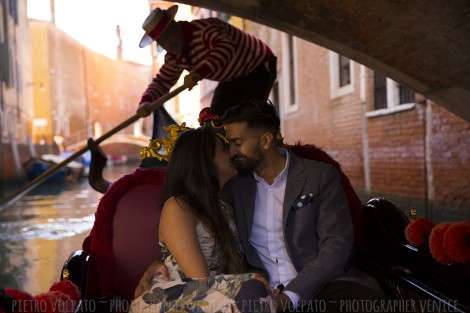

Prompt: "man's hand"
[134,260,170,299]
[274,293,293,313]
[183,72,201,90]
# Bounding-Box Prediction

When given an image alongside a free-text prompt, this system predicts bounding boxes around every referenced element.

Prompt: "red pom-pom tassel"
[3,288,34,312]
[49,281,80,303]
[444,221,470,264]
[429,222,454,265]
[34,292,59,313]
[405,218,436,247]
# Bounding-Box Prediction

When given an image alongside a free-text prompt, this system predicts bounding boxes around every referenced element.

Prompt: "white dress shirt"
[250,149,300,306]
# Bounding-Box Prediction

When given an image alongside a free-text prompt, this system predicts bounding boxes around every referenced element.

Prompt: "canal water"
[0,163,139,295]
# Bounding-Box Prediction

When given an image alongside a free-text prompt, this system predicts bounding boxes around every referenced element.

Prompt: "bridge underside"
[174,0,470,122]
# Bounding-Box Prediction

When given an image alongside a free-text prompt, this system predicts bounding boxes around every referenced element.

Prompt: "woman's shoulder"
[161,197,198,224]
[160,197,199,242]
[163,196,188,210]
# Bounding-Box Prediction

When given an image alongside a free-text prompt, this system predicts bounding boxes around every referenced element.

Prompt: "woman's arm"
[159,197,210,279]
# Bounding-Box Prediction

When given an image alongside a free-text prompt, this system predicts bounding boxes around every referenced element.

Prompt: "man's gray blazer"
[223,152,377,301]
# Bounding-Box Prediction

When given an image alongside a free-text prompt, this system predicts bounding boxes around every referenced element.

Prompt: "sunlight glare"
[27,0,51,21]
[27,0,152,66]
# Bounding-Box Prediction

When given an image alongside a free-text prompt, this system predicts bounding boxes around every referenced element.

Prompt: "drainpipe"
[0,82,4,197]
[424,99,433,218]
[360,65,371,194]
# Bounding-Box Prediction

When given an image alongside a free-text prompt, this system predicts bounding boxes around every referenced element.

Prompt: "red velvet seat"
[112,183,164,300]
[89,167,165,300]
[62,167,166,307]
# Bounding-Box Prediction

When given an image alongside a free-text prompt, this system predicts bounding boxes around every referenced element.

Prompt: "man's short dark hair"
[221,99,280,136]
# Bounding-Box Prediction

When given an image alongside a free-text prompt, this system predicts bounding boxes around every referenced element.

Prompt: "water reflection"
[0,163,138,295]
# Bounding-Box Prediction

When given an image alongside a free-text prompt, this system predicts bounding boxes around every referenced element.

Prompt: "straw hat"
[139,5,178,48]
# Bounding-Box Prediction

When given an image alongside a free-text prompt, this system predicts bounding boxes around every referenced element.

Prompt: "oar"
[0,83,191,212]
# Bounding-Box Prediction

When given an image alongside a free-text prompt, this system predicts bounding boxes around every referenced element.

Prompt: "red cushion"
[113,184,163,300]
[88,167,166,300]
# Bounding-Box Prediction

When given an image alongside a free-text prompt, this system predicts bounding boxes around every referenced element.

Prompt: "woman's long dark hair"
[161,127,244,274]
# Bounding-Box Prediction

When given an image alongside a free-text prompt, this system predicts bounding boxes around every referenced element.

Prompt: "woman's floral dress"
[129,202,275,313]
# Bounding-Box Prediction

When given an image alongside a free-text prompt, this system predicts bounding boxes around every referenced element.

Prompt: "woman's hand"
[134,260,170,299]
[269,287,281,299]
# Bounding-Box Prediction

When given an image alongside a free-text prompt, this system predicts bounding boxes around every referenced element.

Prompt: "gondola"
[57,108,470,313]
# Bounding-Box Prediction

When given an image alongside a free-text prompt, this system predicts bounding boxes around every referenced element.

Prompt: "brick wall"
[281,43,366,192]
[249,23,470,219]
[367,104,426,200]
[430,103,470,219]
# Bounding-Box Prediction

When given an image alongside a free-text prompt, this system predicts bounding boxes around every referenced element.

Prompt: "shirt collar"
[253,148,290,184]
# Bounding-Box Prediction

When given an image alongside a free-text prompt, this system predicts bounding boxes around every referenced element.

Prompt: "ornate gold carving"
[140,122,189,162]
[62,268,70,280]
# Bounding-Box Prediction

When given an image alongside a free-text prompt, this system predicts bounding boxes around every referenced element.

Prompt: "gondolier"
[138,5,277,138]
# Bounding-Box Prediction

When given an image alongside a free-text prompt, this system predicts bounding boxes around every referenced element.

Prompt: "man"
[221,99,385,312]
[138,5,277,138]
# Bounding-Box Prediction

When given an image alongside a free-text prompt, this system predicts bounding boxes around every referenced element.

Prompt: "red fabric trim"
[148,14,170,40]
[283,142,365,251]
[88,167,166,297]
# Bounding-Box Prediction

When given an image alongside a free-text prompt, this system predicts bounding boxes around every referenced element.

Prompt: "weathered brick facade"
[1,20,153,182]
[29,20,151,144]
[248,23,470,220]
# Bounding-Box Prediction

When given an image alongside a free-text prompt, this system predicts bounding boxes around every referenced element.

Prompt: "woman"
[130,127,274,313]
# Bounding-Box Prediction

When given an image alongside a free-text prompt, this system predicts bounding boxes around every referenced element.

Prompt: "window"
[3,107,17,138]
[329,52,353,98]
[63,119,70,137]
[339,55,351,87]
[0,107,6,137]
[0,3,5,42]
[281,33,298,114]
[399,84,415,104]
[373,72,387,110]
[0,36,13,86]
[19,112,26,141]
[8,0,18,23]
[0,0,18,89]
[53,115,61,135]
[0,43,8,83]
[371,71,415,113]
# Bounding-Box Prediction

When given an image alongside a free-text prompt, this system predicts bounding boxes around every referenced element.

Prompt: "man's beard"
[232,146,264,175]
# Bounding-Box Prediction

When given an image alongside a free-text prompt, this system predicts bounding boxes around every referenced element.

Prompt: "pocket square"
[293,193,315,210]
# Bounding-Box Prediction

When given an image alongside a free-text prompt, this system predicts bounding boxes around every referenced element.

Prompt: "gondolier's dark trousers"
[210,56,277,117]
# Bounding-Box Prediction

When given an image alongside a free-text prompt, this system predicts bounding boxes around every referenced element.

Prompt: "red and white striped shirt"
[140,18,274,104]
